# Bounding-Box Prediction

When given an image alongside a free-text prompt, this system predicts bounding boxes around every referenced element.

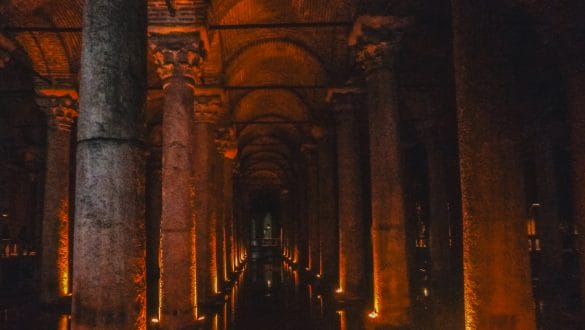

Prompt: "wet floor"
[1,258,367,330]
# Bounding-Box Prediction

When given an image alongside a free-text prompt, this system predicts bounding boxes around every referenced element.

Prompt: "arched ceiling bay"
[233,89,308,122]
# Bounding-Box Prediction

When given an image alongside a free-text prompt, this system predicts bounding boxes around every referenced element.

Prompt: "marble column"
[72,0,147,327]
[150,32,204,327]
[452,1,536,328]
[327,88,366,300]
[193,92,223,305]
[38,90,77,304]
[349,16,412,326]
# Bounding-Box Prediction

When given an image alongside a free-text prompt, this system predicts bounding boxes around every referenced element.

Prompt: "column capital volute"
[36,88,79,132]
[149,31,206,88]
[326,87,365,113]
[215,126,238,159]
[348,16,413,73]
[194,89,225,124]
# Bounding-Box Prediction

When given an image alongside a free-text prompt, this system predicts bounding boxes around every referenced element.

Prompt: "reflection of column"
[151,32,203,327]
[349,16,411,326]
[194,91,223,305]
[72,0,147,327]
[452,1,536,328]
[302,144,320,275]
[37,90,77,303]
[327,89,365,299]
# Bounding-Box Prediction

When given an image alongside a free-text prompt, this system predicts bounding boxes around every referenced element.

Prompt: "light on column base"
[151,318,159,324]
[368,310,378,319]
[335,287,343,294]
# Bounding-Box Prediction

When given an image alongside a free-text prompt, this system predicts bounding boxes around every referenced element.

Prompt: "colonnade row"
[34,1,585,330]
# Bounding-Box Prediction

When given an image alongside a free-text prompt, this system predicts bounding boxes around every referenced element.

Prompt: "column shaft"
[330,91,366,299]
[72,0,147,327]
[453,1,536,328]
[39,98,75,303]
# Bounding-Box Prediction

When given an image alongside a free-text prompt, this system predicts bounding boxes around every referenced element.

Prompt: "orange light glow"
[57,199,69,296]
[58,314,69,330]
[337,310,346,330]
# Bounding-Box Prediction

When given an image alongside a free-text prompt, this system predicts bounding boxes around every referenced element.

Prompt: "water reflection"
[203,258,365,330]
[1,258,366,330]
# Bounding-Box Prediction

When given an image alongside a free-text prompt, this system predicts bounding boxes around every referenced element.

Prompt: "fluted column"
[452,1,536,328]
[150,32,204,327]
[349,16,412,326]
[37,90,77,304]
[72,0,147,327]
[193,91,223,305]
[327,88,366,300]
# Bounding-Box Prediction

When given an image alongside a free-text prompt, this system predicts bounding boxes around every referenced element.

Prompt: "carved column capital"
[348,16,413,73]
[149,32,206,87]
[194,92,223,124]
[36,89,79,132]
[326,87,365,113]
[215,126,238,159]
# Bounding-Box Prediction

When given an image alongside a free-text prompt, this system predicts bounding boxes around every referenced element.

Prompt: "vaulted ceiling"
[0,0,578,193]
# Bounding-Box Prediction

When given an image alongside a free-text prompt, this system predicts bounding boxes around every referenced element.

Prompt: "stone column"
[317,125,338,283]
[565,51,585,310]
[327,88,366,300]
[349,16,411,326]
[452,1,536,328]
[217,128,237,280]
[145,145,162,321]
[302,144,320,275]
[422,128,463,330]
[193,91,223,305]
[37,90,77,304]
[150,32,204,327]
[72,0,147,327]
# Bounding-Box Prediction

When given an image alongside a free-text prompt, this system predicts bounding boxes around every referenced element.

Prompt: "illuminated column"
[349,16,411,326]
[302,144,320,275]
[423,128,463,329]
[452,1,536,328]
[37,90,77,304]
[327,88,365,299]
[217,129,237,279]
[72,0,147,327]
[193,91,223,305]
[150,32,203,327]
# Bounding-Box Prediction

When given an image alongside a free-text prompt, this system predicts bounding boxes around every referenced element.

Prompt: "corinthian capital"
[194,91,224,124]
[348,16,413,73]
[149,32,206,87]
[36,89,79,132]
